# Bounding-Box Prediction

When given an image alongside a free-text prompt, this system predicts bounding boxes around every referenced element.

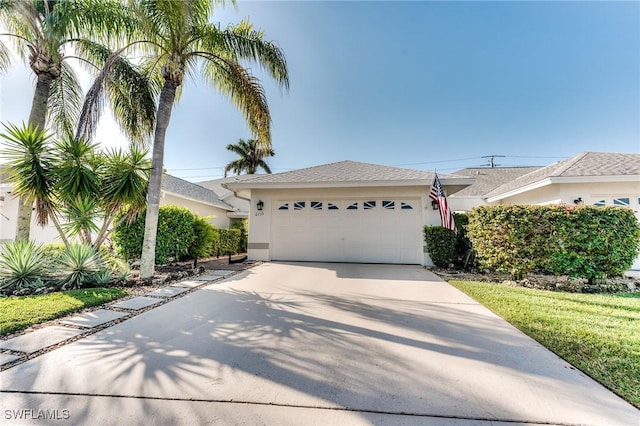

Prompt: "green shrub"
[452,212,473,267]
[424,226,457,268]
[467,205,640,278]
[0,240,49,293]
[232,219,248,253]
[40,243,67,262]
[189,215,218,261]
[112,205,195,264]
[216,228,242,257]
[56,244,103,290]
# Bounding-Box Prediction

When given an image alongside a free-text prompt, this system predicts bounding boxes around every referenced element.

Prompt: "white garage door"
[272,199,422,264]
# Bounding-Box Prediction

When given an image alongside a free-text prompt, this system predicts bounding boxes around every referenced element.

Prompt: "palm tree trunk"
[15,74,53,241]
[140,79,179,279]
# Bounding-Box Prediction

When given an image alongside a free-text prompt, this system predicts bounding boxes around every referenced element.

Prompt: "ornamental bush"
[466,205,640,278]
[189,215,218,262]
[113,205,195,264]
[424,226,457,268]
[216,228,242,257]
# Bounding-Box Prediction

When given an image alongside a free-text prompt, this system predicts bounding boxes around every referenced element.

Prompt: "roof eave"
[224,177,474,191]
[485,178,553,203]
[162,190,235,212]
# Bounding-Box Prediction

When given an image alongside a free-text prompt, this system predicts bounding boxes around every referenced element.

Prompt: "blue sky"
[1,1,639,181]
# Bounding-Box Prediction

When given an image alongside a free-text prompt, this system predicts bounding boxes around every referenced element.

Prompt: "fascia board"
[225,177,474,191]
[549,175,640,184]
[485,178,553,203]
[162,190,235,212]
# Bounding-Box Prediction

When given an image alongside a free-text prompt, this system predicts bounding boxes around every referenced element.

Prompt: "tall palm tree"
[117,0,288,279]
[224,138,275,177]
[0,0,156,240]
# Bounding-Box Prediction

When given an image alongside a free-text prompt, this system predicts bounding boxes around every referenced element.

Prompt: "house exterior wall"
[246,186,443,266]
[0,189,64,244]
[494,181,640,207]
[161,193,230,228]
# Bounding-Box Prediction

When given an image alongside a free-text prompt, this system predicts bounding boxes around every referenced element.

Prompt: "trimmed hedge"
[466,205,640,278]
[113,206,244,265]
[189,215,219,261]
[112,205,195,264]
[424,226,457,268]
[217,228,242,257]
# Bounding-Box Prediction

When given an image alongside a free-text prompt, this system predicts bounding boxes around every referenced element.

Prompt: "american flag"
[429,173,456,231]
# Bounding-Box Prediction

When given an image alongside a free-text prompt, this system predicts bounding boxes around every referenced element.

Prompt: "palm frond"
[52,136,101,199]
[0,40,10,73]
[0,123,58,225]
[202,55,272,143]
[47,61,82,139]
[199,21,289,90]
[74,39,157,144]
[61,196,102,238]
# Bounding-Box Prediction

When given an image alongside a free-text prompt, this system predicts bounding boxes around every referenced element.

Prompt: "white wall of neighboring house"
[0,187,65,244]
[161,192,230,229]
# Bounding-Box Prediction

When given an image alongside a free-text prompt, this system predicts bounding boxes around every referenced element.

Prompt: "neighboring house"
[448,167,542,212]
[447,152,640,270]
[0,174,239,244]
[197,175,253,221]
[224,160,473,266]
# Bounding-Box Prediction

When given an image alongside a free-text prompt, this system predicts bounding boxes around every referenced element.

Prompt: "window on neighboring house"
[363,200,376,210]
[294,201,306,210]
[278,203,289,210]
[347,202,358,210]
[593,199,606,207]
[310,201,322,210]
[400,202,413,210]
[382,200,395,210]
[327,203,339,210]
[613,198,630,207]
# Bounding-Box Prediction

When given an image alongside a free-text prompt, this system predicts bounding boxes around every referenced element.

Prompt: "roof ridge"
[553,152,589,177]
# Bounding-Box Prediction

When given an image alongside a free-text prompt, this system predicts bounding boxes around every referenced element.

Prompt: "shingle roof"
[162,174,235,211]
[485,152,640,200]
[198,175,257,199]
[223,160,471,187]
[450,167,542,197]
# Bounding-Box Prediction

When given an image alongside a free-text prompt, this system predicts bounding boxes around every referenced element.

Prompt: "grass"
[0,288,128,336]
[449,280,640,408]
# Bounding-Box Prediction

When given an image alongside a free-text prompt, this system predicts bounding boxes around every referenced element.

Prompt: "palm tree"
[224,138,275,177]
[116,0,288,279]
[0,0,156,240]
[0,123,150,250]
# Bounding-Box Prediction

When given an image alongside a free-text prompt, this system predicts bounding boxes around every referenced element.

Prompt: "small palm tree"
[107,0,289,279]
[0,123,150,249]
[0,0,156,240]
[224,138,275,177]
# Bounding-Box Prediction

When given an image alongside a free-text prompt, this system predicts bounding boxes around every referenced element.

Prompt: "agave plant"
[90,269,113,286]
[56,244,103,290]
[0,240,49,293]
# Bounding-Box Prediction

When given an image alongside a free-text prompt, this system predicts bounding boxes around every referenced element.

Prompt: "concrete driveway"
[1,262,638,425]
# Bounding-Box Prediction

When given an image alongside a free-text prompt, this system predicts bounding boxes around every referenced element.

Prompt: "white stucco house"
[0,174,243,244]
[224,160,473,266]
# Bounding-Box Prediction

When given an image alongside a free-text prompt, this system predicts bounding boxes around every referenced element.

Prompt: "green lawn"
[450,280,640,408]
[0,288,128,336]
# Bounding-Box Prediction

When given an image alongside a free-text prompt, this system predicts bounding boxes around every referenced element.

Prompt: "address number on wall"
[255,211,265,217]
